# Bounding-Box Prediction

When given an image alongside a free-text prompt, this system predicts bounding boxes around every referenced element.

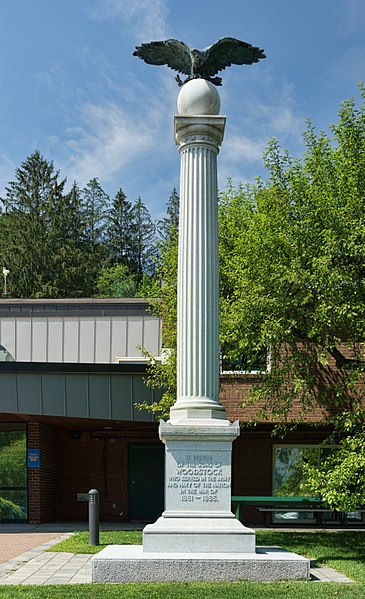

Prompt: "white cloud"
[217,73,306,188]
[58,100,154,186]
[222,86,303,165]
[89,0,169,40]
[251,80,304,140]
[223,70,304,142]
[223,134,264,164]
[55,68,177,191]
[257,102,303,139]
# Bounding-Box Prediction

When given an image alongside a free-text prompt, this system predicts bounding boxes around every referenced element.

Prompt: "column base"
[169,397,228,422]
[143,514,256,553]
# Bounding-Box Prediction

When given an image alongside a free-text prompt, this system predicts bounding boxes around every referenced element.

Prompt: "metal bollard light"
[88,489,99,546]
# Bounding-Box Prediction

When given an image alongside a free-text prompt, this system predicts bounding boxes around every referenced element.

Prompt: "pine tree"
[50,181,95,297]
[82,178,109,248]
[130,197,156,277]
[105,188,134,269]
[0,154,102,298]
[157,187,179,243]
[82,178,109,292]
[0,150,68,297]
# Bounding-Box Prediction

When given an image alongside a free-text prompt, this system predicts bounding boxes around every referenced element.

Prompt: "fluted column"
[170,115,226,422]
[142,80,256,556]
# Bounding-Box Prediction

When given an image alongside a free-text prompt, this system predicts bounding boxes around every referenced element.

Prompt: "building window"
[272,445,363,524]
[0,424,27,521]
[273,445,322,524]
[220,347,269,374]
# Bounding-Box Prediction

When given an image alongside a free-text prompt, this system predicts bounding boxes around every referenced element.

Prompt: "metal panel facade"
[47,319,63,362]
[0,300,161,364]
[16,319,32,361]
[0,371,155,421]
[79,319,95,363]
[0,300,161,423]
[32,318,47,362]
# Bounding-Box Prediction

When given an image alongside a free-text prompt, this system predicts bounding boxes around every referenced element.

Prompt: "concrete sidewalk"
[0,523,355,585]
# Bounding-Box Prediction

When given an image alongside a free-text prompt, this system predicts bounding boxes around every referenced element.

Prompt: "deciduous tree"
[144,87,365,509]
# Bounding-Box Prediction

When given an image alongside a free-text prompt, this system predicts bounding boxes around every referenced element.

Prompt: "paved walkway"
[0,533,63,563]
[0,536,92,585]
[0,524,355,585]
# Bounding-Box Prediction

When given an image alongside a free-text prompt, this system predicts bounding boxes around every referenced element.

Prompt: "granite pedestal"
[92,546,310,583]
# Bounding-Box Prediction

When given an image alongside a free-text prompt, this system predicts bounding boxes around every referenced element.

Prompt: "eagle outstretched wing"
[203,37,266,76]
[133,39,192,76]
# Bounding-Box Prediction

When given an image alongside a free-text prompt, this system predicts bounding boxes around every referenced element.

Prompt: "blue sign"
[27,448,40,469]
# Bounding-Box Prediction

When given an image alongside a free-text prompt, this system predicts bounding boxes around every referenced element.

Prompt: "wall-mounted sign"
[27,448,40,468]
[77,493,90,502]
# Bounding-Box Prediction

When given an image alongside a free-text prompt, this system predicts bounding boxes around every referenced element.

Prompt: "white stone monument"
[92,79,310,583]
[143,79,255,555]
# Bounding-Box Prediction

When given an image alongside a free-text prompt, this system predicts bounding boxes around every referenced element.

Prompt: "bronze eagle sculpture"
[133,37,266,86]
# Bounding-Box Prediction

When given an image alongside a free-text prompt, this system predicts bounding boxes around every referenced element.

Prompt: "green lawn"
[0,530,364,599]
[47,529,143,554]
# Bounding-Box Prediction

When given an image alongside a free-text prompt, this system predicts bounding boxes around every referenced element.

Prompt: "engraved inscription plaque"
[164,444,233,515]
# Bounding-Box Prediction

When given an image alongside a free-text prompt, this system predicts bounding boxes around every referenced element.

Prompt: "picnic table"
[231,495,329,526]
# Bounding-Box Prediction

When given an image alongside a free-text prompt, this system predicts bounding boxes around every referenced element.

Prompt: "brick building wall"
[24,419,334,524]
[221,375,333,424]
[27,422,56,523]
[54,430,160,522]
[25,344,357,524]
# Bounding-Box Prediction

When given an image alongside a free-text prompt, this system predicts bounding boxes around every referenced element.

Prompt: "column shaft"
[171,117,226,421]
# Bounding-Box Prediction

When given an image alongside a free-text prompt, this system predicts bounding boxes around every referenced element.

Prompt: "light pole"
[2,267,9,296]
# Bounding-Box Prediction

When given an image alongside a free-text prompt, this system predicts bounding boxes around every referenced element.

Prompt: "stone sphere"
[177,79,221,116]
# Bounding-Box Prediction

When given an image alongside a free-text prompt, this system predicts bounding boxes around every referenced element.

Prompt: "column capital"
[174,115,226,148]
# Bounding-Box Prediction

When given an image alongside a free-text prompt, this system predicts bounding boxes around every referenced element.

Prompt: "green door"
[128,443,164,521]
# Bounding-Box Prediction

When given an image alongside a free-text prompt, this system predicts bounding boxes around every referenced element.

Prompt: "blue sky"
[1,0,365,219]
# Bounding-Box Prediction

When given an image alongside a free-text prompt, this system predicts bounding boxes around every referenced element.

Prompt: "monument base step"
[92,545,310,583]
[143,514,256,553]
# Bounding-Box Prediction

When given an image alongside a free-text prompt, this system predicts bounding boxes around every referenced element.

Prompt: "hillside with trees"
[0,152,178,299]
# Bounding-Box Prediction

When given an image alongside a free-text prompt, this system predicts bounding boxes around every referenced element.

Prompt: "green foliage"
[219,88,365,428]
[0,430,27,520]
[0,434,26,486]
[129,196,157,277]
[301,431,365,511]
[95,264,138,298]
[136,273,161,298]
[0,153,168,298]
[0,496,24,519]
[139,230,178,418]
[82,177,109,247]
[217,87,365,506]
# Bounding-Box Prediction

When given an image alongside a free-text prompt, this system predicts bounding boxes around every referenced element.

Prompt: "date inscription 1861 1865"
[168,454,231,503]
